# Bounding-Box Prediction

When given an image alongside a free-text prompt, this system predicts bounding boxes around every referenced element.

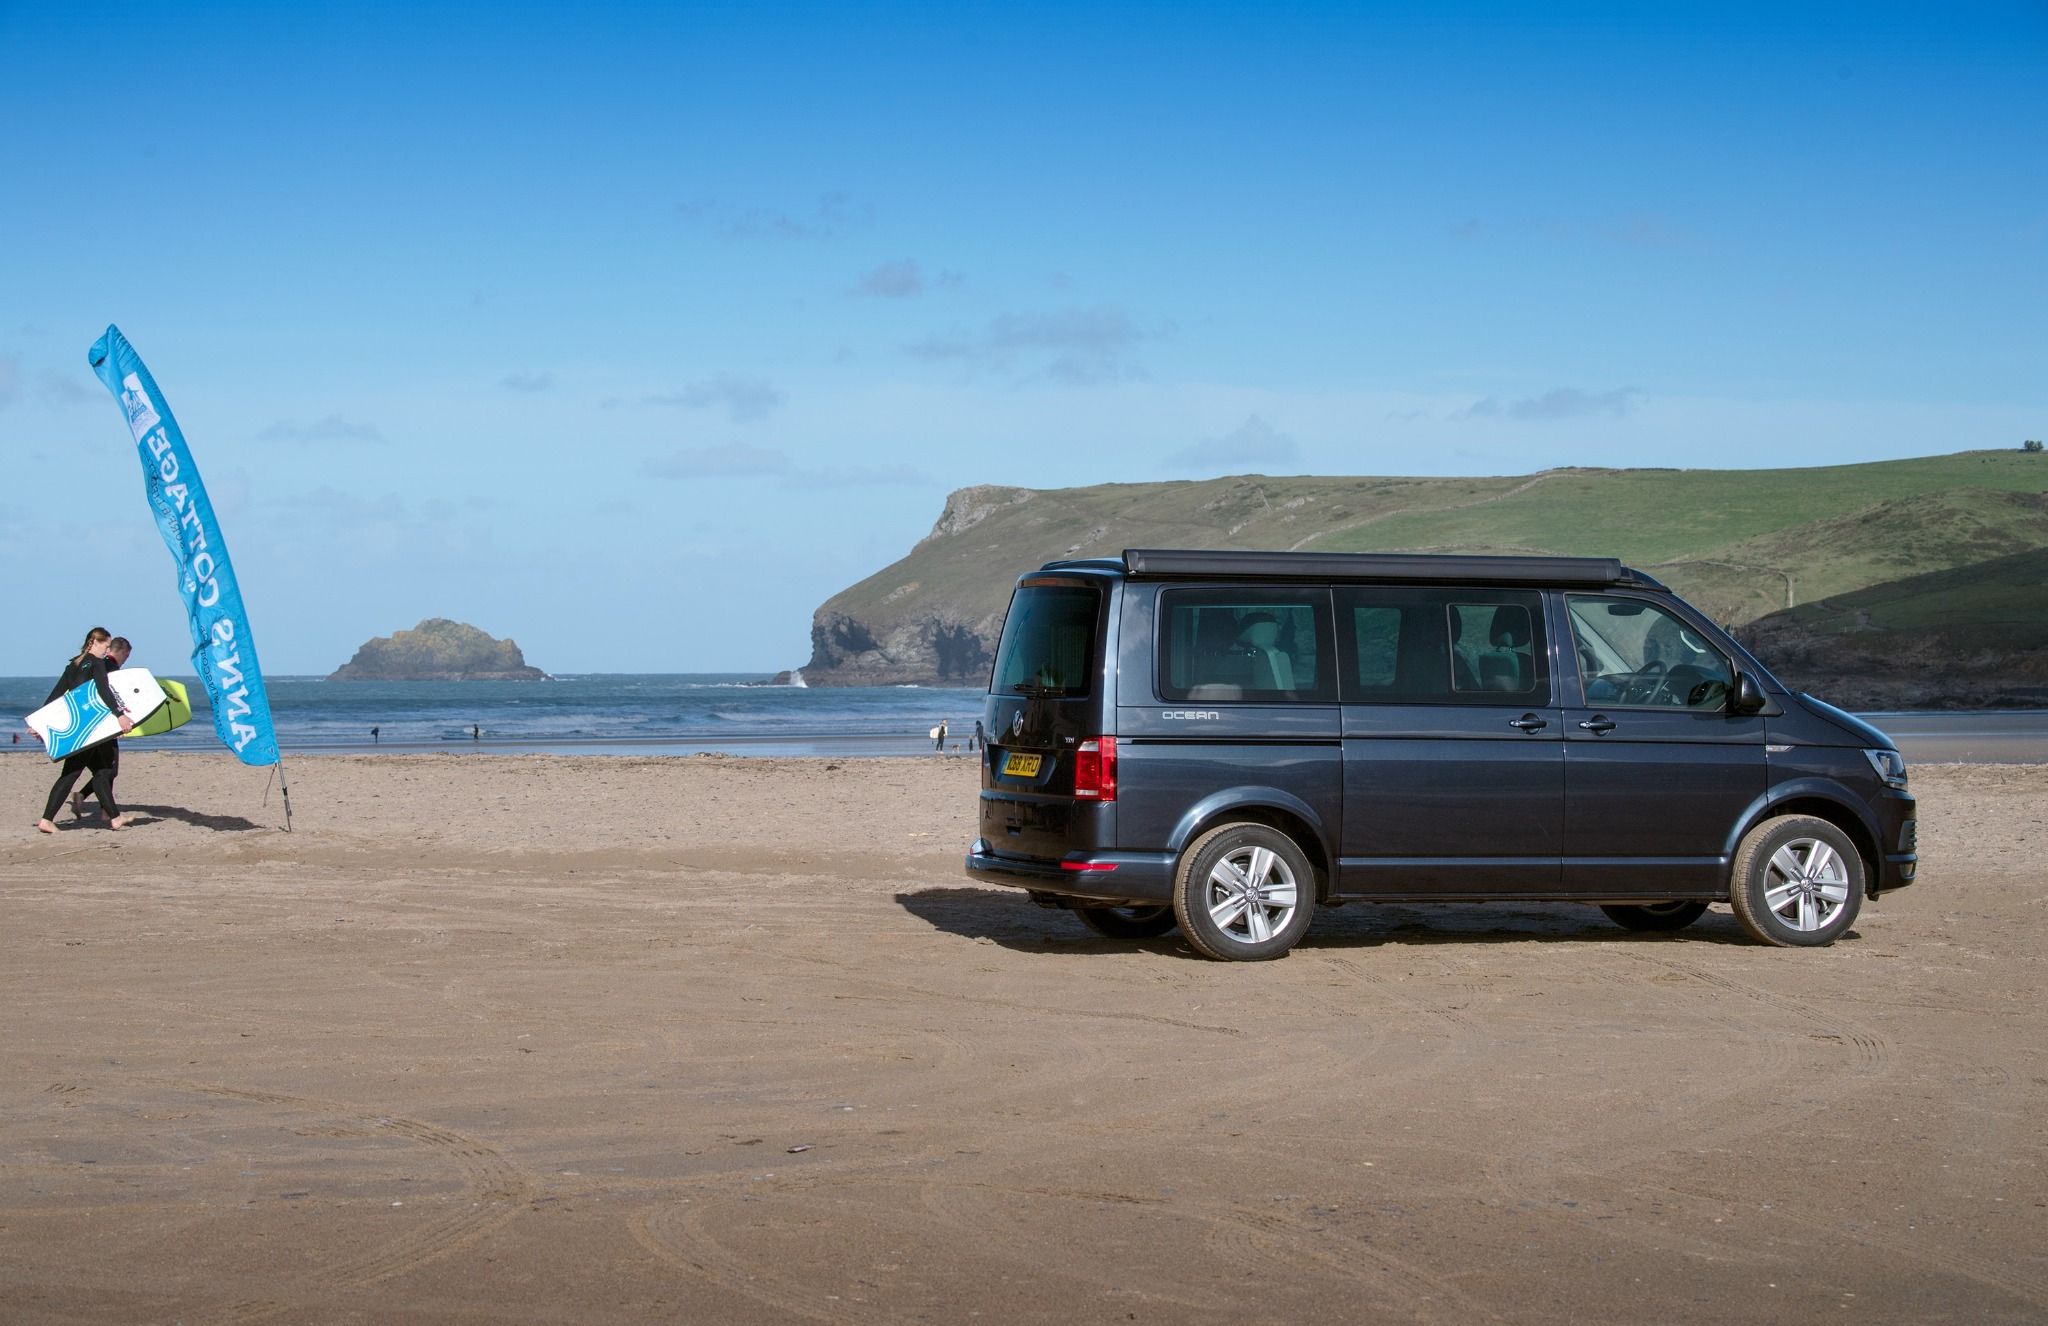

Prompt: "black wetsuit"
[39,655,126,822]
[101,659,128,782]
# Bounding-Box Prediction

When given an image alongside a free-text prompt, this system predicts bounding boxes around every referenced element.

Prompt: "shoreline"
[3,732,975,759]
[9,726,2047,765]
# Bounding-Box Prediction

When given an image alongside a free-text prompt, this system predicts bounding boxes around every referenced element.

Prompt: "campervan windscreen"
[990,585,1099,698]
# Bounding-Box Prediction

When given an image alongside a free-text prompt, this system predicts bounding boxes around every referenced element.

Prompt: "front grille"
[1898,819,1917,852]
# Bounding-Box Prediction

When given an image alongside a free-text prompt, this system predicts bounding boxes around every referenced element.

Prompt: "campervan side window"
[1336,587,1549,704]
[1567,594,1732,709]
[1157,588,1336,703]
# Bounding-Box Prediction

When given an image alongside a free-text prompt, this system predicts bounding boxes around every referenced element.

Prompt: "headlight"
[1864,748,1908,789]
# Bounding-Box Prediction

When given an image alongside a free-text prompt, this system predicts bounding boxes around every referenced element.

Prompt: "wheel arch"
[1732,781,1882,898]
[1169,790,1334,900]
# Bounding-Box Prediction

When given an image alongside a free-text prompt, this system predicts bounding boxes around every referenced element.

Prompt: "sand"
[2,752,2044,1324]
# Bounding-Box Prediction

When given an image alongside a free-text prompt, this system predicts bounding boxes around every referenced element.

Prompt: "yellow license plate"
[1003,752,1043,778]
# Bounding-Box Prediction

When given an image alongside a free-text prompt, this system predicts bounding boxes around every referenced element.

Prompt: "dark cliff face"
[794,485,1030,687]
[330,618,549,681]
[803,611,994,688]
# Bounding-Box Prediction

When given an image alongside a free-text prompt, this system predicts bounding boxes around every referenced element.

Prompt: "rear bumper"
[963,839,1175,905]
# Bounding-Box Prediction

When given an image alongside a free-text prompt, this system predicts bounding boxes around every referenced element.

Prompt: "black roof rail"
[1115,548,1663,589]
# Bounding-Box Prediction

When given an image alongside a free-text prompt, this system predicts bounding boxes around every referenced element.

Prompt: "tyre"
[1600,901,1710,932]
[1728,815,1864,947]
[1171,822,1316,961]
[1073,904,1179,940]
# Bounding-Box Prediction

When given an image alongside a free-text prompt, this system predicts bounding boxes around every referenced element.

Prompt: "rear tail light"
[1073,736,1117,802]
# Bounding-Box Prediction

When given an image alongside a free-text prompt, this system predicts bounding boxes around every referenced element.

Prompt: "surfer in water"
[33,628,133,834]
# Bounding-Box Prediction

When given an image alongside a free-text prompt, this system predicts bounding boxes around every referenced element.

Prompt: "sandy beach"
[3,753,2044,1324]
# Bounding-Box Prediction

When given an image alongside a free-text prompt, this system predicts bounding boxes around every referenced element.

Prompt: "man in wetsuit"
[72,637,132,820]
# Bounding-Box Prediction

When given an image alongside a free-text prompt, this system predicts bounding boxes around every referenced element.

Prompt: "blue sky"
[3,2,2043,675]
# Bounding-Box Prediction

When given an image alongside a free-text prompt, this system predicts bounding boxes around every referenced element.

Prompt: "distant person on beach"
[34,628,132,834]
[71,637,131,819]
[472,724,480,742]
[371,726,380,744]
[972,719,985,752]
[934,718,948,752]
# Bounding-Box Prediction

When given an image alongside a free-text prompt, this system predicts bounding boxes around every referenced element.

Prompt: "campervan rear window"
[990,585,1100,697]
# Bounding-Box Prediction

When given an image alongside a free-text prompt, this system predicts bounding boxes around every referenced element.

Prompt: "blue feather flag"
[88,325,282,767]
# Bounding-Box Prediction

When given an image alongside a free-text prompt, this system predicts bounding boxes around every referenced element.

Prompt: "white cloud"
[1463,387,1639,422]
[1600,213,1695,250]
[256,415,387,444]
[645,374,787,423]
[782,463,933,489]
[1167,415,1301,472]
[39,370,98,406]
[905,306,1153,384]
[854,259,924,298]
[639,444,931,490]
[641,443,792,479]
[0,355,113,408]
[676,190,871,240]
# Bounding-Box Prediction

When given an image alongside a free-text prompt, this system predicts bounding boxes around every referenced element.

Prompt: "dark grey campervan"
[964,549,1918,961]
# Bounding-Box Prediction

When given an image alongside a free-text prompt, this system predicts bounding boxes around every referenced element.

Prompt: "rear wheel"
[1600,901,1710,932]
[1073,905,1178,940]
[1172,823,1316,962]
[1729,815,1864,947]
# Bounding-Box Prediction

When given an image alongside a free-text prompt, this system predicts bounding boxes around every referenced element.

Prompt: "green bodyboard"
[128,677,192,738]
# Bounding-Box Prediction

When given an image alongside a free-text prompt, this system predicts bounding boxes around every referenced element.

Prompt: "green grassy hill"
[798,450,2048,703]
[1738,547,2048,708]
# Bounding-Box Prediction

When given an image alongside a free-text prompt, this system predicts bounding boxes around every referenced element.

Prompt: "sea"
[1,674,988,758]
[5,673,2044,762]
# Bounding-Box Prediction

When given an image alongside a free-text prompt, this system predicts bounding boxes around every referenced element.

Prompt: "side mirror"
[1730,672,1767,715]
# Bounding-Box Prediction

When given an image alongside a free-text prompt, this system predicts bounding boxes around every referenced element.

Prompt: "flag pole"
[278,758,294,833]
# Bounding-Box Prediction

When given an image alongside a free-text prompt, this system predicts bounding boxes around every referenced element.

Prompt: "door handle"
[1508,714,1548,732]
[1579,716,1616,734]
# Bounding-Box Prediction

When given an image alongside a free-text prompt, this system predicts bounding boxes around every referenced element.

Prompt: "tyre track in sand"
[921,1176,1498,1324]
[153,1083,533,1325]
[1480,955,2047,1313]
[628,1173,1499,1324]
[1628,953,1890,1073]
[1605,955,2048,1310]
[1460,951,1848,1264]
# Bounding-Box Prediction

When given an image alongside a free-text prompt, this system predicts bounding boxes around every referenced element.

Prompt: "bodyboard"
[127,677,192,738]
[23,668,169,760]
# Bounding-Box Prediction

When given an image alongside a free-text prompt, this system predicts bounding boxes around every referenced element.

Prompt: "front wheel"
[1600,901,1710,932]
[1729,815,1864,947]
[1172,823,1316,961]
[1073,904,1178,940]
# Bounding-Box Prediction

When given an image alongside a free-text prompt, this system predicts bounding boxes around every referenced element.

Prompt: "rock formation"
[329,619,548,681]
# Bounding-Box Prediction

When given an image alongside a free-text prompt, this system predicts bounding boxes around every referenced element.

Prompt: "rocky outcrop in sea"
[329,619,549,681]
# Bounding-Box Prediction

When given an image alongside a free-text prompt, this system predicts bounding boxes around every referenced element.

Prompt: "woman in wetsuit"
[33,627,134,834]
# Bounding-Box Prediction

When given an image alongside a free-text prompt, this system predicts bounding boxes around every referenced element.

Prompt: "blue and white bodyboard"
[23,668,169,761]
